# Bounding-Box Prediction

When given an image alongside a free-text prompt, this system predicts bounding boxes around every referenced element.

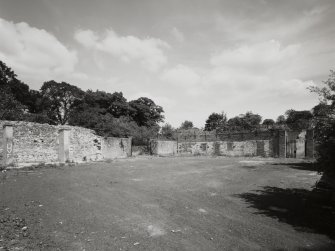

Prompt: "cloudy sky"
[0,0,334,127]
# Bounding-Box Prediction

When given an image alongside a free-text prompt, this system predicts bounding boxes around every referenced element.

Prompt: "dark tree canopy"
[0,87,25,120]
[107,92,133,118]
[204,112,227,131]
[0,61,16,85]
[227,111,262,130]
[262,119,275,126]
[276,115,286,125]
[41,80,85,125]
[310,70,335,173]
[129,97,164,127]
[179,120,194,130]
[161,123,175,139]
[285,109,313,130]
[0,60,166,144]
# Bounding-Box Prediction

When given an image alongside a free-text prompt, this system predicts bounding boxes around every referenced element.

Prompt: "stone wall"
[151,129,314,159]
[0,129,3,162]
[149,140,177,156]
[174,129,277,157]
[1,120,132,166]
[1,121,60,164]
[102,137,132,159]
[69,126,104,162]
[177,130,277,142]
[306,130,315,158]
[177,140,272,157]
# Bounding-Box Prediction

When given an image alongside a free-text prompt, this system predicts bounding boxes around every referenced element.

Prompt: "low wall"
[149,140,177,156]
[177,140,272,157]
[151,129,314,158]
[1,120,132,166]
[177,129,277,142]
[0,133,3,162]
[0,121,60,164]
[102,137,132,159]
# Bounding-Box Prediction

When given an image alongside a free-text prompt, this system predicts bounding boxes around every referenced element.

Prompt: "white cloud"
[171,27,184,43]
[73,29,98,48]
[0,17,77,87]
[178,40,319,123]
[206,40,303,90]
[210,40,300,71]
[161,64,200,86]
[75,29,169,72]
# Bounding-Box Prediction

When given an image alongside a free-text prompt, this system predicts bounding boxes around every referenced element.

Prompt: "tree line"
[0,60,164,145]
[161,110,314,140]
[1,60,334,176]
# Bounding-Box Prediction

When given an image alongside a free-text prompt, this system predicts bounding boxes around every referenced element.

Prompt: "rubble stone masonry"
[0,120,131,167]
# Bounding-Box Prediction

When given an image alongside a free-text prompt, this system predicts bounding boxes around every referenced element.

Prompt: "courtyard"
[0,156,334,250]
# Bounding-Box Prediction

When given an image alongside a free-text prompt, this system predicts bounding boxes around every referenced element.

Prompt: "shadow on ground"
[236,186,335,240]
[272,162,320,172]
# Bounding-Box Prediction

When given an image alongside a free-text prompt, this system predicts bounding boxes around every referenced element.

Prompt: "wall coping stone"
[58,127,71,132]
[3,123,14,129]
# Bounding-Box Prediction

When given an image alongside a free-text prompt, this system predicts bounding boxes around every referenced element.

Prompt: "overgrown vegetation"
[0,60,163,145]
[1,60,333,165]
[310,70,335,175]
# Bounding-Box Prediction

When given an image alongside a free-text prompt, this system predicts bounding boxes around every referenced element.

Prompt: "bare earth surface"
[0,156,334,250]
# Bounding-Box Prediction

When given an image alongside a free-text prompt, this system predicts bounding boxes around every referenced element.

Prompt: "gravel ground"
[0,156,334,250]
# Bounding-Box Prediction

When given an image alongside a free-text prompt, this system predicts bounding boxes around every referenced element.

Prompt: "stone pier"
[2,124,14,166]
[58,128,71,163]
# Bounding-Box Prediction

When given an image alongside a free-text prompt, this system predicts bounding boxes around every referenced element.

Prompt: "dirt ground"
[0,156,334,251]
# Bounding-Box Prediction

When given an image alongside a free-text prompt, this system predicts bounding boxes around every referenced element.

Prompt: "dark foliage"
[0,86,26,120]
[227,111,262,130]
[41,80,85,125]
[310,70,335,174]
[179,120,194,130]
[276,115,286,125]
[285,109,313,130]
[262,118,275,126]
[160,123,175,140]
[129,97,164,127]
[0,60,164,144]
[204,112,227,131]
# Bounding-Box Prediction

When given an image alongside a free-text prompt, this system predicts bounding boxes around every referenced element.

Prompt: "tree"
[107,92,133,118]
[84,90,114,111]
[40,80,85,125]
[309,70,335,175]
[285,109,313,130]
[161,123,175,139]
[129,97,164,127]
[243,111,262,128]
[227,116,244,128]
[276,115,286,125]
[227,111,262,130]
[204,112,227,131]
[262,119,275,126]
[179,120,193,130]
[0,61,16,85]
[0,86,25,120]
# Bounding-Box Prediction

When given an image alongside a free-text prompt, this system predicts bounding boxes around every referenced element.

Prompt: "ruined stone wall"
[69,126,104,162]
[0,120,132,166]
[177,140,272,157]
[0,127,3,162]
[149,140,177,156]
[0,121,59,164]
[177,130,277,142]
[174,129,276,157]
[102,137,132,159]
[306,130,315,158]
[174,129,314,158]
